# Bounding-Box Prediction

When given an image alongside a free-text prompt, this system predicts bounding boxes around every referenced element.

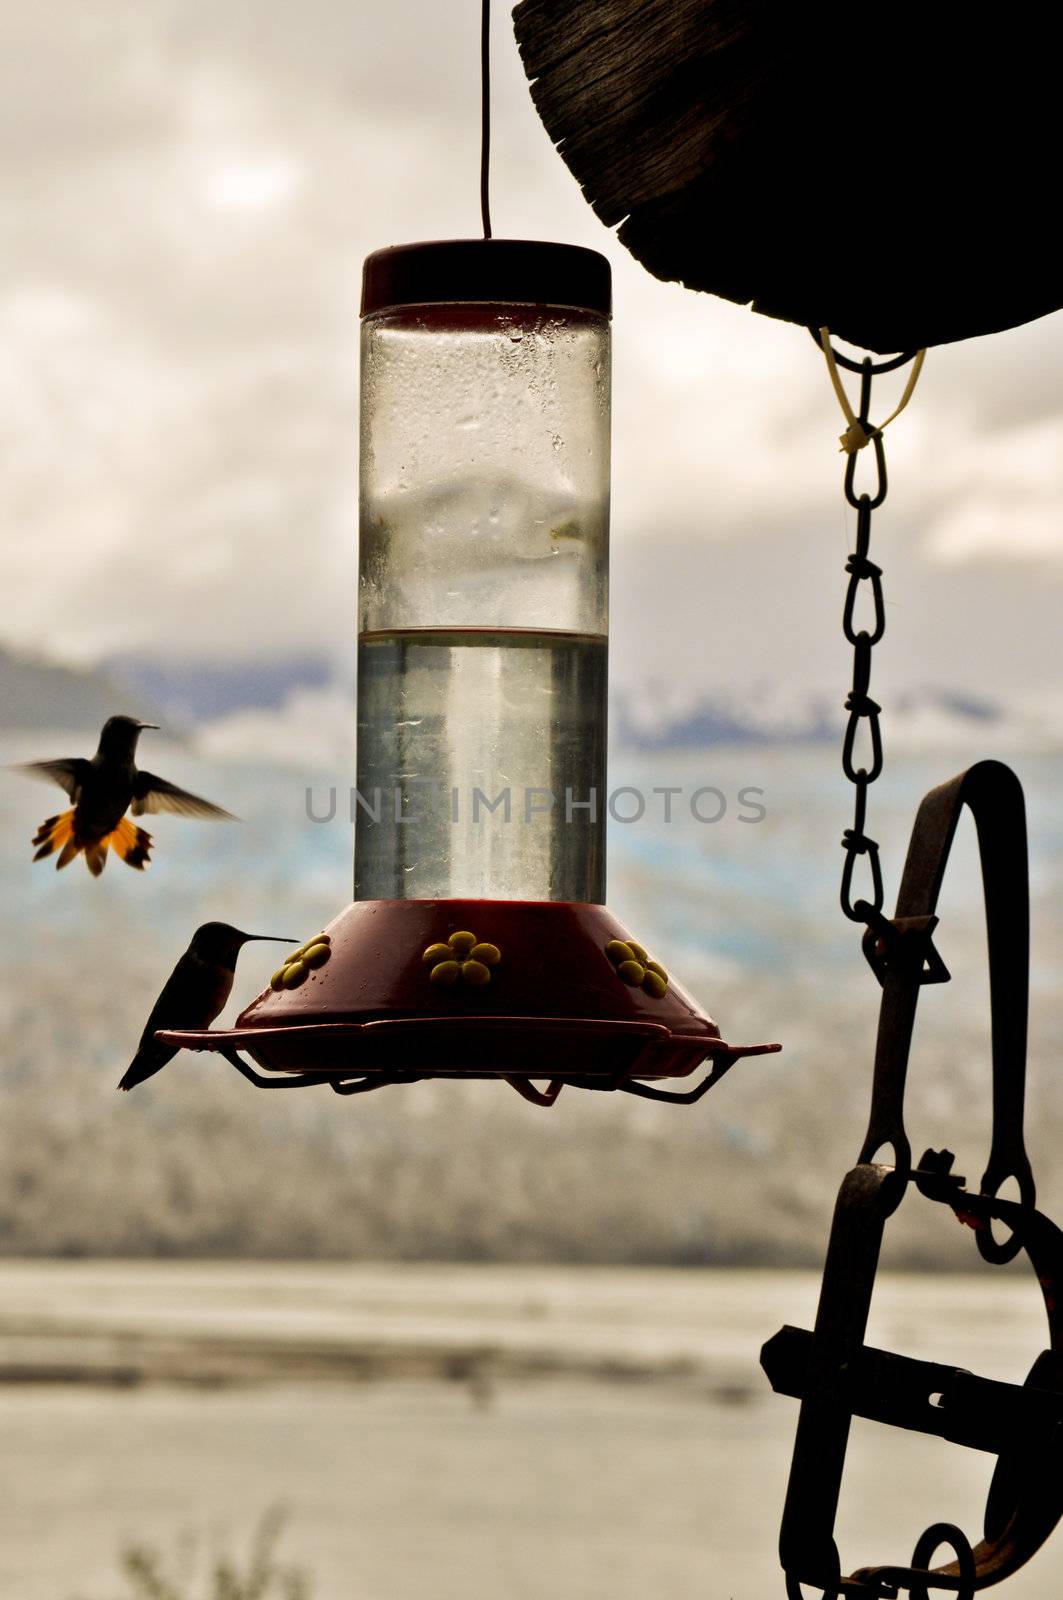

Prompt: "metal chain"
[839,356,887,922]
[811,333,923,926]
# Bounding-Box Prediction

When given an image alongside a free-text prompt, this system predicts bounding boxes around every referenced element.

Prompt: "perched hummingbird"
[16,714,234,876]
[118,923,295,1091]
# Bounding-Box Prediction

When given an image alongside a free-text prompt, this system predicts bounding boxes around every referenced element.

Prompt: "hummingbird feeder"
[159,237,778,1104]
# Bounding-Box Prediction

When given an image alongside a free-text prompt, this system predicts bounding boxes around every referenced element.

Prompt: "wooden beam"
[513,0,1063,351]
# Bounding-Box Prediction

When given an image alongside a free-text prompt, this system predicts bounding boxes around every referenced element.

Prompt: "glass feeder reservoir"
[158,240,778,1104]
[356,240,610,903]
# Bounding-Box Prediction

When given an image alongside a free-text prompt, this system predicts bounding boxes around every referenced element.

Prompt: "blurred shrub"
[82,1507,311,1600]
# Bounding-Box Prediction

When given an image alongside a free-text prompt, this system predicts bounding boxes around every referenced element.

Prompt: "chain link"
[818,339,921,925]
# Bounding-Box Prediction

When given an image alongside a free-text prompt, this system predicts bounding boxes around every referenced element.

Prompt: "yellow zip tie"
[819,328,926,454]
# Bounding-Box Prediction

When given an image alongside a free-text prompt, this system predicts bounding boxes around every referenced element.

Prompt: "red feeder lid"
[361,239,612,318]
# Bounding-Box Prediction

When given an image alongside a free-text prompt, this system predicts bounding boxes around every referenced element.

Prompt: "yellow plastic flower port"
[271,932,332,991]
[423,930,501,989]
[604,937,669,999]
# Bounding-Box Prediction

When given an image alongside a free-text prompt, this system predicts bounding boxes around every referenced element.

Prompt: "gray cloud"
[2,0,1061,699]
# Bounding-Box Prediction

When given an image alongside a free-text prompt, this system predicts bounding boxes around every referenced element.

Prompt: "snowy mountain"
[4,639,1058,760]
[105,653,334,724]
[613,681,1059,752]
[0,645,157,731]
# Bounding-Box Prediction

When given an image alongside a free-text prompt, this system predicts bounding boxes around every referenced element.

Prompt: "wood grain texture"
[513,0,1063,352]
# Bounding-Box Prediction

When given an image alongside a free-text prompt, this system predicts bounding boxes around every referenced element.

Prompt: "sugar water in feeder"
[356,240,610,903]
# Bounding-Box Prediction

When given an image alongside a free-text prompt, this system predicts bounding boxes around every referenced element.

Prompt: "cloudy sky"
[3,0,1063,707]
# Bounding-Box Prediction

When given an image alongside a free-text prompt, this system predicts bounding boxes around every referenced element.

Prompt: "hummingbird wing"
[13,758,90,800]
[117,1042,176,1091]
[118,951,232,1090]
[118,959,190,1089]
[131,772,236,820]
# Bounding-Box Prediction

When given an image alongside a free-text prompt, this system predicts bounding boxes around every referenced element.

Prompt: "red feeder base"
[157,899,780,1106]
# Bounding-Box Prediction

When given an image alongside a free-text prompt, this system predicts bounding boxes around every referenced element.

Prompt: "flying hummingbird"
[118,923,295,1091]
[16,715,235,876]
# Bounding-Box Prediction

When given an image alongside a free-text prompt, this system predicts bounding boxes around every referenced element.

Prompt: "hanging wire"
[480,0,492,238]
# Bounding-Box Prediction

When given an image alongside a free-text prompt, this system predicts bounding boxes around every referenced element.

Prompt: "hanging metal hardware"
[810,331,922,939]
[761,760,1063,1598]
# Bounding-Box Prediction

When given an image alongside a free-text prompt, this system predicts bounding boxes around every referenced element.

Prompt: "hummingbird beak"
[137,722,160,731]
[239,934,299,943]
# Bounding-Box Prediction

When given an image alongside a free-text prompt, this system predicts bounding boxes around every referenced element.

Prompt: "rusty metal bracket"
[763,761,1059,1597]
[856,761,1034,1232]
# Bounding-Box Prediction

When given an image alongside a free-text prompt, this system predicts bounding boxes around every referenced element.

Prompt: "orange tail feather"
[32,811,153,874]
[108,815,153,870]
[32,811,76,867]
[84,840,109,876]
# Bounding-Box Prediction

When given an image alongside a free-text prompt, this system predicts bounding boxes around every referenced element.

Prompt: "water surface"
[0,1261,1059,1599]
